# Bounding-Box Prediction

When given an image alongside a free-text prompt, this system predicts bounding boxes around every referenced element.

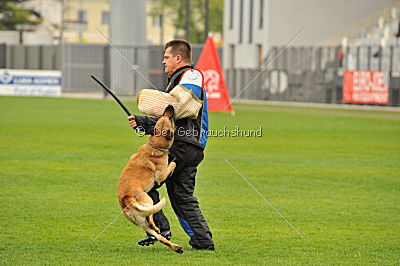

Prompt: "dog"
[117,105,182,253]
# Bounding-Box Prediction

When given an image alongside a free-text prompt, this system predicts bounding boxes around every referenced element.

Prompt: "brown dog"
[117,105,183,253]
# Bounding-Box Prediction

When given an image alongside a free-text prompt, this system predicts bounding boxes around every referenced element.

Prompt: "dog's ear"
[163,105,175,119]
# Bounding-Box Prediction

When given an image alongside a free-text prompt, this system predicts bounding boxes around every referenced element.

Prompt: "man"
[127,40,214,250]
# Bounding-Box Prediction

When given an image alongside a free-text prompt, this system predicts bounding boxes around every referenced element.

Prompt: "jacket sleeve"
[134,115,159,135]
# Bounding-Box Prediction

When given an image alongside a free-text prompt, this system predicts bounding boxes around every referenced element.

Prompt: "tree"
[150,0,223,44]
[0,0,42,30]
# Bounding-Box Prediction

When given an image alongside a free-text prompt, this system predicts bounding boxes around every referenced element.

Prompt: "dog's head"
[149,105,176,148]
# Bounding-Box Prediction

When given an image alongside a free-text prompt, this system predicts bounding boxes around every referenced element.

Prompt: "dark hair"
[164,40,191,63]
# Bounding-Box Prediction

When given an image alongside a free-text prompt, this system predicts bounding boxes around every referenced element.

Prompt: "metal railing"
[226,45,400,106]
[0,43,398,105]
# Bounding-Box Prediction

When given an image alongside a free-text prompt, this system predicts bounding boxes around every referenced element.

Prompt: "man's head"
[162,40,191,76]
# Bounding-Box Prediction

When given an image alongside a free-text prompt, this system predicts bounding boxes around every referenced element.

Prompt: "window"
[230,45,235,69]
[102,11,110,25]
[239,0,243,43]
[259,0,263,29]
[229,0,234,29]
[152,14,162,28]
[249,0,253,43]
[77,10,87,24]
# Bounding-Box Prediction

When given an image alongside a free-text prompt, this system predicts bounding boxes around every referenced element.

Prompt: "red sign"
[343,71,389,105]
[196,37,233,111]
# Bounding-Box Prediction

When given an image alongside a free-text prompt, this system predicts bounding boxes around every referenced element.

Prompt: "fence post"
[367,46,371,69]
[0,44,6,68]
[103,45,110,99]
[378,46,382,71]
[39,45,43,70]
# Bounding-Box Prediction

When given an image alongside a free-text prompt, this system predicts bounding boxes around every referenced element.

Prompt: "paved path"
[61,93,400,112]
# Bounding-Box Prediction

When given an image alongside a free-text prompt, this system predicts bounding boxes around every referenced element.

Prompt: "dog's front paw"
[169,162,176,170]
[174,245,183,254]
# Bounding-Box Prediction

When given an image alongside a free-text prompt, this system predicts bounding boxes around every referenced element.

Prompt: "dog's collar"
[147,142,169,153]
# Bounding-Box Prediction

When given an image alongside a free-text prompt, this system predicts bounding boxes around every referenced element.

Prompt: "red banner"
[343,71,389,105]
[196,37,233,111]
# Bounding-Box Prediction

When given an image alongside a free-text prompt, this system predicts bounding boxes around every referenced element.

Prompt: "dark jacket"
[134,65,209,149]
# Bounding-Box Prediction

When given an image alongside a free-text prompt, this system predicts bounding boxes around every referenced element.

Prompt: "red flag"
[196,37,233,111]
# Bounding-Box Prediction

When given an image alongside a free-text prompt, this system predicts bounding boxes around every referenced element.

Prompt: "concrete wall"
[63,0,109,43]
[268,0,399,47]
[223,0,269,69]
[109,0,148,95]
[110,0,147,45]
[223,0,400,69]
[23,32,54,45]
[0,31,20,45]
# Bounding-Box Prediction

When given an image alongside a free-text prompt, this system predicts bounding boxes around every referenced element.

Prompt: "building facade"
[223,0,400,70]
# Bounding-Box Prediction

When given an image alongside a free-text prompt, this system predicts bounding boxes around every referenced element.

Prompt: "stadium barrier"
[225,45,400,106]
[0,43,398,106]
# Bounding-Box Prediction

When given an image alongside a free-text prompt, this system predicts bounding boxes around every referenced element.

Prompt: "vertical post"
[24,46,28,69]
[204,0,209,42]
[60,0,64,44]
[389,45,394,106]
[389,45,393,72]
[185,0,190,41]
[378,46,382,71]
[11,46,15,69]
[103,46,108,99]
[39,45,43,70]
[345,46,350,70]
[356,46,360,70]
[0,44,6,68]
[103,45,110,99]
[52,45,56,70]
[367,46,371,70]
[78,0,83,43]
[160,12,164,45]
[239,0,243,43]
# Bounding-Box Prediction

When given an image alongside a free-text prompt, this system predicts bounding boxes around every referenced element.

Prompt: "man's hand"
[128,115,137,129]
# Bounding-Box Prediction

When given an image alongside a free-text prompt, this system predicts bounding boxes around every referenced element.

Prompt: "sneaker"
[192,244,215,251]
[137,230,171,246]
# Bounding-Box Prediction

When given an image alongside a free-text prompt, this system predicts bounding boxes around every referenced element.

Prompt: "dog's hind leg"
[143,227,183,254]
[139,193,160,233]
[146,215,160,233]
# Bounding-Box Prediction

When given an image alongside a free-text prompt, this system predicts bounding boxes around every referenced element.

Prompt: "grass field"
[0,96,399,264]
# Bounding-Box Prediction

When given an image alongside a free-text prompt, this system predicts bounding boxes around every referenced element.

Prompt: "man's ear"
[175,54,182,64]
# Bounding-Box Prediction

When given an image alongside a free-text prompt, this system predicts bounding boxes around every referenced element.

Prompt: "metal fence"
[1,44,61,70]
[62,43,106,92]
[0,44,6,68]
[107,44,221,96]
[59,44,222,95]
[1,43,399,106]
[266,45,400,72]
[226,45,400,106]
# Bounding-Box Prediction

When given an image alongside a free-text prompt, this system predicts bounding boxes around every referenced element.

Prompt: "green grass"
[0,96,399,265]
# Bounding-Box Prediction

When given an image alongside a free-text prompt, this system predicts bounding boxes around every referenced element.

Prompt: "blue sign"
[0,71,61,86]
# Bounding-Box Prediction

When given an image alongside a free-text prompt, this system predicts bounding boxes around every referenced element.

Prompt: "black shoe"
[137,230,171,246]
[192,244,215,251]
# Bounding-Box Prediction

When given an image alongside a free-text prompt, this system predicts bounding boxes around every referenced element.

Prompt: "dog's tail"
[122,196,167,216]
